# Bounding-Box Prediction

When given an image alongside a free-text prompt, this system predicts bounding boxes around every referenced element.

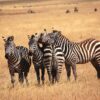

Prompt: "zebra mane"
[51,30,70,42]
[31,35,35,39]
[58,32,69,40]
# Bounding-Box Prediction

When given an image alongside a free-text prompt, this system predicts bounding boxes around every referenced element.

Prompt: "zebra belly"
[77,57,94,64]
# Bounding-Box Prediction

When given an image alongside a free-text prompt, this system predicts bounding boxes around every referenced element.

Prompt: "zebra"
[38,32,65,84]
[28,34,45,84]
[38,29,100,80]
[2,36,31,87]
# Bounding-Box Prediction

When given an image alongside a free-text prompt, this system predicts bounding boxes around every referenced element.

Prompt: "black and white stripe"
[38,30,100,80]
[3,36,31,87]
[40,42,65,83]
[28,34,45,84]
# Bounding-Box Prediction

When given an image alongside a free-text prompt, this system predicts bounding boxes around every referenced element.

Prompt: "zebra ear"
[52,30,58,33]
[31,35,35,38]
[40,33,44,36]
[2,36,6,42]
[11,36,14,41]
[35,33,37,35]
[52,27,57,33]
[52,29,61,35]
[44,29,47,35]
[27,35,31,40]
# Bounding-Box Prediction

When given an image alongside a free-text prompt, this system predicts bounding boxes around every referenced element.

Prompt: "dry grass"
[0,0,100,100]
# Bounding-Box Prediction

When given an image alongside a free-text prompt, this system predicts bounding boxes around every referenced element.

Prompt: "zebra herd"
[2,29,100,87]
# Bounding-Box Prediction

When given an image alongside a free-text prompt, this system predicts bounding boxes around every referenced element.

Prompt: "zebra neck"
[33,48,42,59]
[32,49,42,65]
[54,33,74,59]
[8,49,21,66]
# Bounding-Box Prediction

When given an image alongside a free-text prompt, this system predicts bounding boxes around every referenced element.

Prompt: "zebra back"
[16,46,31,65]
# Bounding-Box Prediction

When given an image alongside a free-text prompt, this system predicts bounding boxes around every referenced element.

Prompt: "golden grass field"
[0,0,100,100]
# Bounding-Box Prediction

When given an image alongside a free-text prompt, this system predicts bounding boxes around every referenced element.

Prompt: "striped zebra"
[2,36,31,87]
[38,34,65,83]
[38,29,100,80]
[28,34,45,84]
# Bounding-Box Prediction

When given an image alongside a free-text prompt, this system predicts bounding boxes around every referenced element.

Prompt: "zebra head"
[38,29,61,45]
[2,36,16,59]
[28,33,40,56]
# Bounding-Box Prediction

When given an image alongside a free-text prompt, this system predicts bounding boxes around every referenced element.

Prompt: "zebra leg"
[19,72,24,84]
[97,66,100,78]
[9,69,15,87]
[55,67,61,82]
[34,66,40,84]
[65,63,71,80]
[95,57,100,79]
[24,71,29,86]
[24,61,30,86]
[11,75,15,88]
[72,65,77,80]
[52,75,55,84]
[97,65,100,79]
[55,74,58,83]
[91,59,100,79]
[56,72,59,83]
[57,64,63,82]
[10,72,15,88]
[47,67,52,83]
[41,65,45,84]
[51,68,56,84]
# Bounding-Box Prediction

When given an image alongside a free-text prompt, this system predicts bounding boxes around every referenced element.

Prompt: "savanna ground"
[0,0,100,100]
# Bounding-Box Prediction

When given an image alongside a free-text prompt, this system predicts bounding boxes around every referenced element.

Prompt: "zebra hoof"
[97,73,100,79]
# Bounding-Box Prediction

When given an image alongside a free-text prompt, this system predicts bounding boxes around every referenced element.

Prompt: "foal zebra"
[28,34,45,84]
[38,29,100,80]
[2,36,31,87]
